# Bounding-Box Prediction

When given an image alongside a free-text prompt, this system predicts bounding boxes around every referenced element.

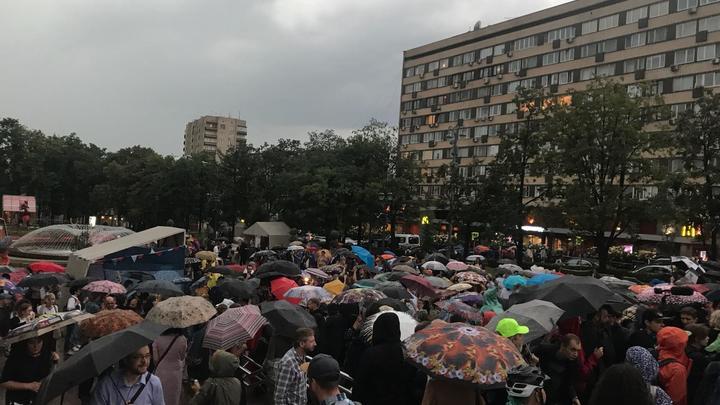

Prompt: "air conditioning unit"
[411,109,417,114]
[401,111,407,115]
[475,118,481,122]
[481,135,489,143]
[402,144,409,149]
[469,61,475,66]
[566,37,575,43]
[480,117,487,122]
[429,140,436,147]
[497,74,503,80]
[453,82,460,89]
[506,51,513,57]
[484,78,491,84]
[473,137,480,143]
[713,58,720,65]
[689,6,698,14]
[514,71,521,77]
[670,65,680,72]
[488,116,494,121]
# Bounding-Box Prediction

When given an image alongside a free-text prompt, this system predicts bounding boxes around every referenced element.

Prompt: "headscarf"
[625,346,672,405]
[372,312,401,346]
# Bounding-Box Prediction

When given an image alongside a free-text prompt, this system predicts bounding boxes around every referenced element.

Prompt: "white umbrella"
[361,310,418,343]
[422,261,448,272]
[287,245,305,251]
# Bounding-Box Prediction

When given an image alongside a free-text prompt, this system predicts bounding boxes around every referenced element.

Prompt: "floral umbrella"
[435,300,485,323]
[455,272,488,286]
[331,288,387,305]
[636,285,708,305]
[82,280,126,295]
[145,296,217,328]
[446,261,469,272]
[80,309,143,338]
[284,286,333,306]
[403,320,525,387]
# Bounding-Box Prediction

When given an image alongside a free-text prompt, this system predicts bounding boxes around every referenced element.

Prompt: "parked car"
[559,257,596,276]
[626,265,682,283]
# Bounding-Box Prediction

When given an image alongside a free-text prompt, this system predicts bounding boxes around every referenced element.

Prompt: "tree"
[674,90,720,259]
[541,78,668,272]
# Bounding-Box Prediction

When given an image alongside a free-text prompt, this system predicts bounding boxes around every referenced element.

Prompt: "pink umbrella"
[636,285,708,305]
[446,261,469,272]
[400,275,439,298]
[82,280,126,295]
[203,306,267,350]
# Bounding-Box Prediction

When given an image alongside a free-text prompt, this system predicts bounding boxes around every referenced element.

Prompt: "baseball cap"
[496,318,530,338]
[308,354,341,384]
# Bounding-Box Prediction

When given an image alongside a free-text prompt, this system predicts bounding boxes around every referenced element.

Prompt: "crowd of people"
[1,238,720,405]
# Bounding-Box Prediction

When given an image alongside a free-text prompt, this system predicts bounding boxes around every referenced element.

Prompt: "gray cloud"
[0,0,567,155]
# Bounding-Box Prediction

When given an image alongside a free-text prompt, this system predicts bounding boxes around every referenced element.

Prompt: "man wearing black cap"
[628,308,666,351]
[308,354,356,405]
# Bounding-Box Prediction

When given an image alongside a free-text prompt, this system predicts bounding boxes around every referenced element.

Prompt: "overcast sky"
[1,0,567,156]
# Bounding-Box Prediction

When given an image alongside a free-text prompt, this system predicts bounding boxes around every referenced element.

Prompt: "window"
[431,149,444,160]
[508,60,521,73]
[701,0,720,4]
[624,58,645,73]
[699,15,720,32]
[462,52,475,64]
[598,39,618,53]
[627,84,643,98]
[598,14,619,31]
[675,48,696,65]
[626,7,648,24]
[413,82,422,92]
[677,0,698,10]
[696,72,720,87]
[671,103,692,118]
[697,44,717,60]
[647,27,668,44]
[649,1,669,18]
[416,65,425,75]
[474,145,499,157]
[491,84,503,96]
[494,44,506,56]
[625,32,647,48]
[439,59,449,69]
[452,55,463,67]
[507,80,520,93]
[582,20,598,34]
[479,48,493,59]
[676,21,697,38]
[520,78,536,88]
[426,79,438,90]
[514,36,536,51]
[506,103,517,114]
[404,67,414,78]
[559,48,574,62]
[522,57,538,69]
[462,71,475,82]
[548,26,575,41]
[580,43,597,58]
[428,61,439,71]
[437,76,447,87]
[580,67,596,81]
[596,64,616,77]
[543,52,559,65]
[558,71,572,85]
[673,76,695,91]
[646,54,665,70]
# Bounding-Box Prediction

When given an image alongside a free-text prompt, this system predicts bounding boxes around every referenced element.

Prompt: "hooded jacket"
[657,327,692,405]
[190,350,243,405]
[625,346,672,405]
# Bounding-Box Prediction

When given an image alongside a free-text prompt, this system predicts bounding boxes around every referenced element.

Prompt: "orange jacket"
[657,327,692,405]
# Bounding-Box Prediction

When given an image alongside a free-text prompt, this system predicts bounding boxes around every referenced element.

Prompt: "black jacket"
[535,344,579,405]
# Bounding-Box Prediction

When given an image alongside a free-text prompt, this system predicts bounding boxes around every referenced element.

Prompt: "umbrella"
[146,296,217,328]
[79,309,144,338]
[35,321,168,404]
[260,300,317,337]
[196,250,217,262]
[270,277,299,301]
[17,273,68,288]
[0,279,20,295]
[380,253,395,261]
[400,275,438,298]
[203,306,268,350]
[393,264,420,275]
[132,280,184,297]
[362,310,418,343]
[287,245,305,252]
[465,255,485,262]
[331,288,387,305]
[509,275,615,318]
[600,276,636,289]
[435,300,485,323]
[422,261,448,272]
[374,271,407,282]
[366,298,411,315]
[249,250,279,261]
[455,272,487,286]
[526,273,560,286]
[211,266,244,277]
[0,236,12,249]
[376,282,412,299]
[353,279,381,289]
[474,245,491,254]
[425,253,449,264]
[446,261,469,272]
[636,285,708,305]
[216,280,257,301]
[305,268,331,280]
[82,280,126,295]
[503,275,528,290]
[8,270,28,285]
[500,264,524,273]
[323,279,346,296]
[289,241,304,246]
[284,286,333,306]
[27,261,65,274]
[447,283,473,292]
[254,260,301,280]
[67,277,100,289]
[453,292,484,305]
[351,245,375,268]
[403,320,525,387]
[485,300,564,342]
[321,264,344,275]
[425,276,451,289]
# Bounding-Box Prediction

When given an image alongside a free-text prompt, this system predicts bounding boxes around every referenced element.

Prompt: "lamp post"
[378,191,396,249]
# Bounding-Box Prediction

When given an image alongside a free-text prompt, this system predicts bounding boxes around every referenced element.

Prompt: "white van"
[394,234,420,249]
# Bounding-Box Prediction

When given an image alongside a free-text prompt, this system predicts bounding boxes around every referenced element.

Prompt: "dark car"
[627,265,680,283]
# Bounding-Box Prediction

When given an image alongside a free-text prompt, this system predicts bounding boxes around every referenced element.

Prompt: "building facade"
[183,116,247,157]
[400,0,720,255]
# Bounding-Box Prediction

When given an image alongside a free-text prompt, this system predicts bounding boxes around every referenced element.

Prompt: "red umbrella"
[28,261,65,273]
[474,245,491,254]
[225,264,245,273]
[270,277,299,303]
[9,270,28,284]
[400,275,438,298]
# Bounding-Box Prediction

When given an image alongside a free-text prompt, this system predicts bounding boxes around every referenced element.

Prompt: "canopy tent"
[66,226,185,280]
[243,222,291,249]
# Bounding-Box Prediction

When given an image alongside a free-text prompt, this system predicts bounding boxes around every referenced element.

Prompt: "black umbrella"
[67,277,100,289]
[211,266,244,277]
[17,273,68,288]
[509,275,615,318]
[376,282,412,299]
[365,298,410,316]
[249,250,279,261]
[253,260,301,280]
[374,271,408,282]
[425,253,449,264]
[216,280,257,301]
[35,321,168,404]
[132,280,185,297]
[260,300,316,338]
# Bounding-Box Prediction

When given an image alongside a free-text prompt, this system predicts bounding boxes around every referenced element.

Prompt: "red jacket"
[657,327,692,405]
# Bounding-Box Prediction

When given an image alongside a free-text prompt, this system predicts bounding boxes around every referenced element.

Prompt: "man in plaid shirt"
[274,327,317,405]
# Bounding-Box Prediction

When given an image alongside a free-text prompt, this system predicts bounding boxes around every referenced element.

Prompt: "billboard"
[2,195,37,213]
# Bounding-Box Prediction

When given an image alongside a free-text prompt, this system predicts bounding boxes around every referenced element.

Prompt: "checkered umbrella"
[203,305,267,350]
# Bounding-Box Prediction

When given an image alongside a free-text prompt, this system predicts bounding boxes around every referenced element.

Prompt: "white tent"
[243,222,291,248]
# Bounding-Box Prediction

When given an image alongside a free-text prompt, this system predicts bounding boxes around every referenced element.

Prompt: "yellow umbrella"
[323,279,346,296]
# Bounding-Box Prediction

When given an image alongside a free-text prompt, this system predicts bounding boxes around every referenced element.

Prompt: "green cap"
[496,318,530,338]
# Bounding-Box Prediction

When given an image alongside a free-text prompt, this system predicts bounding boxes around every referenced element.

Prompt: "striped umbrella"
[203,306,267,350]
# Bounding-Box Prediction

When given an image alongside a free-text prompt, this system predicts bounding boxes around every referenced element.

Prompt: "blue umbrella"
[526,273,560,286]
[503,275,528,290]
[351,245,375,268]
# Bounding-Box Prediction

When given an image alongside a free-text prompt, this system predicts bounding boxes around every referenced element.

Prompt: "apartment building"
[183,116,247,158]
[400,0,720,254]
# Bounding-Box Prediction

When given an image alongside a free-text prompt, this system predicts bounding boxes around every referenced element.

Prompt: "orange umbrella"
[80,309,143,338]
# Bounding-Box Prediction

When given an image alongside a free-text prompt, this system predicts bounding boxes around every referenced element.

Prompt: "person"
[495,318,538,366]
[37,292,58,315]
[685,323,710,404]
[189,350,243,405]
[152,329,188,405]
[421,379,486,405]
[587,363,654,405]
[101,295,118,311]
[628,308,665,352]
[66,287,82,312]
[125,296,142,315]
[535,333,581,405]
[505,365,548,405]
[657,326,691,405]
[625,346,672,405]
[0,292,14,336]
[90,345,165,405]
[707,310,720,353]
[9,300,35,330]
[307,354,356,405]
[0,336,59,405]
[679,307,699,328]
[274,327,316,405]
[84,293,102,314]
[353,312,416,405]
